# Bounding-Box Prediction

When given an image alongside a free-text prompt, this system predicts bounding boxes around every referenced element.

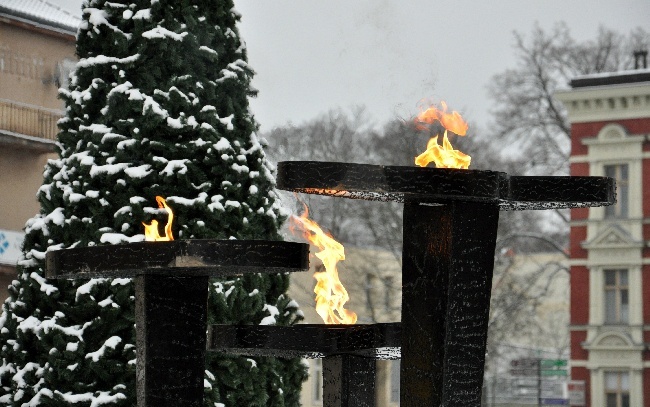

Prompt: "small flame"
[143,196,174,241]
[290,207,357,325]
[414,131,471,169]
[414,101,471,169]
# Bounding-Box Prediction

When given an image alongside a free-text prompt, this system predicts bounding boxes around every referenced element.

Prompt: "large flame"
[290,207,357,324]
[414,101,471,169]
[143,196,174,241]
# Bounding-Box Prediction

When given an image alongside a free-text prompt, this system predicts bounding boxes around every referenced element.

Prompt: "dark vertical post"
[400,202,450,406]
[135,275,209,407]
[323,355,376,407]
[401,201,499,407]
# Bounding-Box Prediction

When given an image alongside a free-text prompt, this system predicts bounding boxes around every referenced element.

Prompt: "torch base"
[135,275,208,407]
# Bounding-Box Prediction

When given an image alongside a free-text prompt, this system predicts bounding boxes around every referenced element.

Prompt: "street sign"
[541,359,568,368]
[568,381,586,406]
[510,358,540,368]
[0,229,24,265]
[511,368,538,377]
[541,369,568,376]
[541,398,568,405]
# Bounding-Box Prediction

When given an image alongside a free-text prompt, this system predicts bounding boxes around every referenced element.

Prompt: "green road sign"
[541,359,568,368]
[541,369,568,376]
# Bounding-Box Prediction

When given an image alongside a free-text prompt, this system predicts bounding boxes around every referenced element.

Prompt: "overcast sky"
[56,0,650,133]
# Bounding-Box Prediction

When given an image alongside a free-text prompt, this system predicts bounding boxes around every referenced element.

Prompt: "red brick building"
[557,58,650,407]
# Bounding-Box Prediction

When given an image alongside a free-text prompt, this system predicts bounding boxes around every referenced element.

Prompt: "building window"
[604,164,628,218]
[0,47,6,72]
[605,371,629,407]
[604,269,628,324]
[55,58,76,89]
[312,359,323,404]
[390,360,400,403]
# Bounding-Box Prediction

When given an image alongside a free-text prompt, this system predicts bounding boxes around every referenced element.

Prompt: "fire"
[414,131,471,169]
[142,196,174,241]
[414,101,471,169]
[290,207,357,325]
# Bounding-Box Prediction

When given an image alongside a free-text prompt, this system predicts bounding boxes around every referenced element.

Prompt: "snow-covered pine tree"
[0,0,306,405]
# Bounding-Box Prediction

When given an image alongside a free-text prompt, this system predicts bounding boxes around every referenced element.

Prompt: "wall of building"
[0,147,53,231]
[0,16,74,233]
[558,77,650,407]
[0,14,76,303]
[0,20,75,109]
[0,265,14,304]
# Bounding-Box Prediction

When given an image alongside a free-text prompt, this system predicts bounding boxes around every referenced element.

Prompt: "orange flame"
[143,196,174,241]
[416,101,468,136]
[414,101,471,169]
[290,207,357,325]
[414,131,471,169]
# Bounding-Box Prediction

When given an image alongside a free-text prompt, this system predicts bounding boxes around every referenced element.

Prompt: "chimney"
[634,50,648,69]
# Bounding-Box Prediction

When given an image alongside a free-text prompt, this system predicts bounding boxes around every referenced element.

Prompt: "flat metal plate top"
[276,161,616,210]
[209,323,401,360]
[46,239,310,279]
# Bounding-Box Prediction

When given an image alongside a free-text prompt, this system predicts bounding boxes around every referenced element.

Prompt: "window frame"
[604,371,630,407]
[603,269,629,325]
[603,164,629,219]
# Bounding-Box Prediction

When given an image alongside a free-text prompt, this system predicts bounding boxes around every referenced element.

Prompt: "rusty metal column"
[135,275,209,407]
[323,355,376,407]
[400,200,499,407]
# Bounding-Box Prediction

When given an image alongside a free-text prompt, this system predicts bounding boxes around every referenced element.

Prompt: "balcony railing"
[0,98,63,142]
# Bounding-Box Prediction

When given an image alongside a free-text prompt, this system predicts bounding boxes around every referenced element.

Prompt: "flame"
[143,196,174,241]
[416,101,468,136]
[290,207,357,324]
[414,131,471,169]
[414,101,471,169]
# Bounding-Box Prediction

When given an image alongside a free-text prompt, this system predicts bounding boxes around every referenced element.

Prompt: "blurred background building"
[0,1,78,302]
[557,51,650,407]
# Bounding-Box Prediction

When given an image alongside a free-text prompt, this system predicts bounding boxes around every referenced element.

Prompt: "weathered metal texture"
[323,354,377,407]
[400,202,448,406]
[135,275,208,407]
[276,161,616,209]
[208,323,400,359]
[45,239,309,278]
[46,239,310,407]
[401,201,499,406]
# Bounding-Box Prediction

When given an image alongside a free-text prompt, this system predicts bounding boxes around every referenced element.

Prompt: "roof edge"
[0,6,78,37]
[570,70,650,88]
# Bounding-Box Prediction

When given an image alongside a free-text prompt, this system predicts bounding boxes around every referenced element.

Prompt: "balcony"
[0,98,61,152]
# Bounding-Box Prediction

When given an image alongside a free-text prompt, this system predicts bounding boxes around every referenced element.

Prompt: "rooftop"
[570,68,650,88]
[0,0,81,36]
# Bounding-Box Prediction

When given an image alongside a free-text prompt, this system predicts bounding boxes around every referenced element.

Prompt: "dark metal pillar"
[135,275,209,407]
[401,201,499,407]
[323,355,376,407]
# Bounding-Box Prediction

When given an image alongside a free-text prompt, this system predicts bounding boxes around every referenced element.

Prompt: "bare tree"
[488,23,649,177]
[265,107,379,246]
[266,105,569,404]
[265,106,551,312]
